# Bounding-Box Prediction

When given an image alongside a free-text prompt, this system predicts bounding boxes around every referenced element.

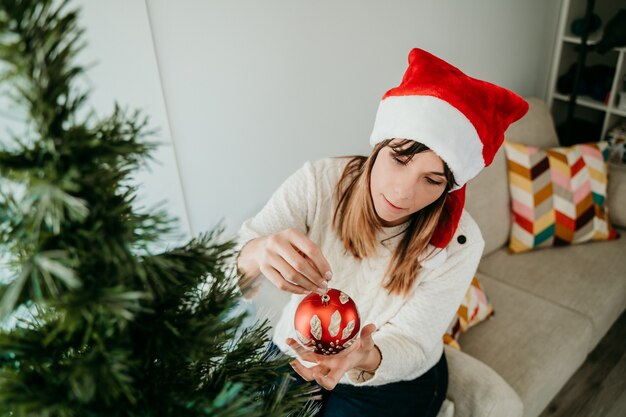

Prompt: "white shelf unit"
[546,0,626,143]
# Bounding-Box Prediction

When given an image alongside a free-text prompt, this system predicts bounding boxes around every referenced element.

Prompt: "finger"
[313,370,339,391]
[360,323,377,344]
[286,338,321,363]
[289,360,315,382]
[272,254,321,293]
[321,365,348,389]
[278,245,328,293]
[261,265,309,295]
[288,229,333,282]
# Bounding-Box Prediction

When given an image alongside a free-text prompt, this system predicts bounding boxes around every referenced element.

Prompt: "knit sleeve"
[233,160,318,299]
[347,236,485,386]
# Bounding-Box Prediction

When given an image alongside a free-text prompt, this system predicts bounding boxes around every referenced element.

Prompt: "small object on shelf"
[293,288,361,355]
[606,121,626,164]
[593,9,626,55]
[556,63,615,102]
[570,13,602,37]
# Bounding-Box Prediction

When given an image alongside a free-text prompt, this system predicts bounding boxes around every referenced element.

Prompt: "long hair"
[332,139,457,296]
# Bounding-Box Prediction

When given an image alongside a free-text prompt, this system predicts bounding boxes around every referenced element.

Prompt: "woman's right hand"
[237,228,333,295]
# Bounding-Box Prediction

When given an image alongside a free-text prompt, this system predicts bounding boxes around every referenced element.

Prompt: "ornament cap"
[321,293,330,305]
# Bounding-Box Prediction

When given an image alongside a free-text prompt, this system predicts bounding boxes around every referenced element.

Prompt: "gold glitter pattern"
[310,315,322,340]
[295,330,310,345]
[339,292,349,304]
[328,310,341,337]
[341,320,355,340]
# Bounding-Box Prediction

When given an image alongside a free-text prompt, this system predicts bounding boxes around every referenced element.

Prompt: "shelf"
[562,35,626,52]
[553,92,608,111]
[549,0,626,145]
[563,34,601,45]
[609,106,626,117]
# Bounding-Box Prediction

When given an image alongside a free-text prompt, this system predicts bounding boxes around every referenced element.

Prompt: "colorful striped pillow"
[503,141,618,254]
[443,276,494,351]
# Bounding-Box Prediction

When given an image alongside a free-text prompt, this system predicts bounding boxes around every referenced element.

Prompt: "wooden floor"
[538,308,626,417]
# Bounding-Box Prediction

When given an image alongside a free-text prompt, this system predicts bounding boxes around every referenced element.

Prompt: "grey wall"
[1,0,563,246]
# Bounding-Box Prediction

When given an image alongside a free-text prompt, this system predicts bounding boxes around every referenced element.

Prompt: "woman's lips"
[383,195,404,210]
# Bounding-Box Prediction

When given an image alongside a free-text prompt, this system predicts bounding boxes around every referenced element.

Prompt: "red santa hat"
[370,48,529,249]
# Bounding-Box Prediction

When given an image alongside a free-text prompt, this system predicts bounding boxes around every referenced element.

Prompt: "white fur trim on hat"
[369,95,484,190]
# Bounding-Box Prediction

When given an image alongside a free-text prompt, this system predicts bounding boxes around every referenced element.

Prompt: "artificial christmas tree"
[0,1,317,415]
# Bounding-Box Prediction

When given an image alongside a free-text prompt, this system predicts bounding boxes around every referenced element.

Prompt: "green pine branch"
[0,1,319,416]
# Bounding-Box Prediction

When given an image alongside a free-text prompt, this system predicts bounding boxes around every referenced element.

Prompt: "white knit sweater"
[235,157,484,386]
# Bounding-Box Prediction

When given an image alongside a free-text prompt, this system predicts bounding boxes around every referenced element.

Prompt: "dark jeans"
[267,342,448,417]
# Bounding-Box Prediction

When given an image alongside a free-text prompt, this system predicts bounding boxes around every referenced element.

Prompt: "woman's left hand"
[286,323,379,390]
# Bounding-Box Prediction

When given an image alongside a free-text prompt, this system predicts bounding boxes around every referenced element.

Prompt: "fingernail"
[316,289,325,296]
[325,271,333,281]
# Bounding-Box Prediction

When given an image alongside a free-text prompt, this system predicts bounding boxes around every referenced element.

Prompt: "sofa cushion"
[459,273,593,417]
[503,140,618,253]
[443,344,523,417]
[477,232,626,351]
[502,97,560,149]
[465,147,511,256]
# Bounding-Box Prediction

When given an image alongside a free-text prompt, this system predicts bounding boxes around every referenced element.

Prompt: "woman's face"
[370,139,448,227]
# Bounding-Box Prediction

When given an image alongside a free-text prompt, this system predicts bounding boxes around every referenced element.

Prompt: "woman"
[235,48,528,417]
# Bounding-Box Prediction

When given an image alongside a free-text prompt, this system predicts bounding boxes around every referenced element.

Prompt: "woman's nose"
[392,182,413,202]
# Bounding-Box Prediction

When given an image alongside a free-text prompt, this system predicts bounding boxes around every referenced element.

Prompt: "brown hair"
[332,139,457,296]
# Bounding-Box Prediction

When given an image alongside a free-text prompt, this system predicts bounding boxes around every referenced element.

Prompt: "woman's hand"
[286,323,380,390]
[238,228,333,295]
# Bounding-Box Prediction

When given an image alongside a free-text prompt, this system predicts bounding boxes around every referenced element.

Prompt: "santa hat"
[370,48,529,250]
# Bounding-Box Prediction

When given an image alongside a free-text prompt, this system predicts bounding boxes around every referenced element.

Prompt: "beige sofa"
[245,97,626,417]
[453,97,626,417]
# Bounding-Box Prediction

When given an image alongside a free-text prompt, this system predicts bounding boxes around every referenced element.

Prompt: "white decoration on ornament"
[310,315,322,340]
[339,292,349,304]
[295,330,310,346]
[341,319,355,340]
[328,310,342,337]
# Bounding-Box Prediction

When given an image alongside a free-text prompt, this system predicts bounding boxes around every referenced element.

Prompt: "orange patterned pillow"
[443,276,494,350]
[503,140,618,253]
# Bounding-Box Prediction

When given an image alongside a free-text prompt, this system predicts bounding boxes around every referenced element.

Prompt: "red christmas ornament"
[293,288,361,355]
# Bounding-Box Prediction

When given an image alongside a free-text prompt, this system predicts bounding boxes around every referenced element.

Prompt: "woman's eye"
[426,177,443,186]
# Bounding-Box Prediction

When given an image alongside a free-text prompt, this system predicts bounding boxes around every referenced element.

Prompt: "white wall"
[144,0,562,241]
[75,0,192,246]
[1,1,562,248]
[0,3,191,251]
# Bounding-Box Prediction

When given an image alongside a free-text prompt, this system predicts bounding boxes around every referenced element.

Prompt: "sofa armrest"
[608,162,626,229]
[444,345,523,417]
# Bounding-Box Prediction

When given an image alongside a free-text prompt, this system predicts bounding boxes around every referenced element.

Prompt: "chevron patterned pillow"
[443,276,494,351]
[503,140,619,254]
